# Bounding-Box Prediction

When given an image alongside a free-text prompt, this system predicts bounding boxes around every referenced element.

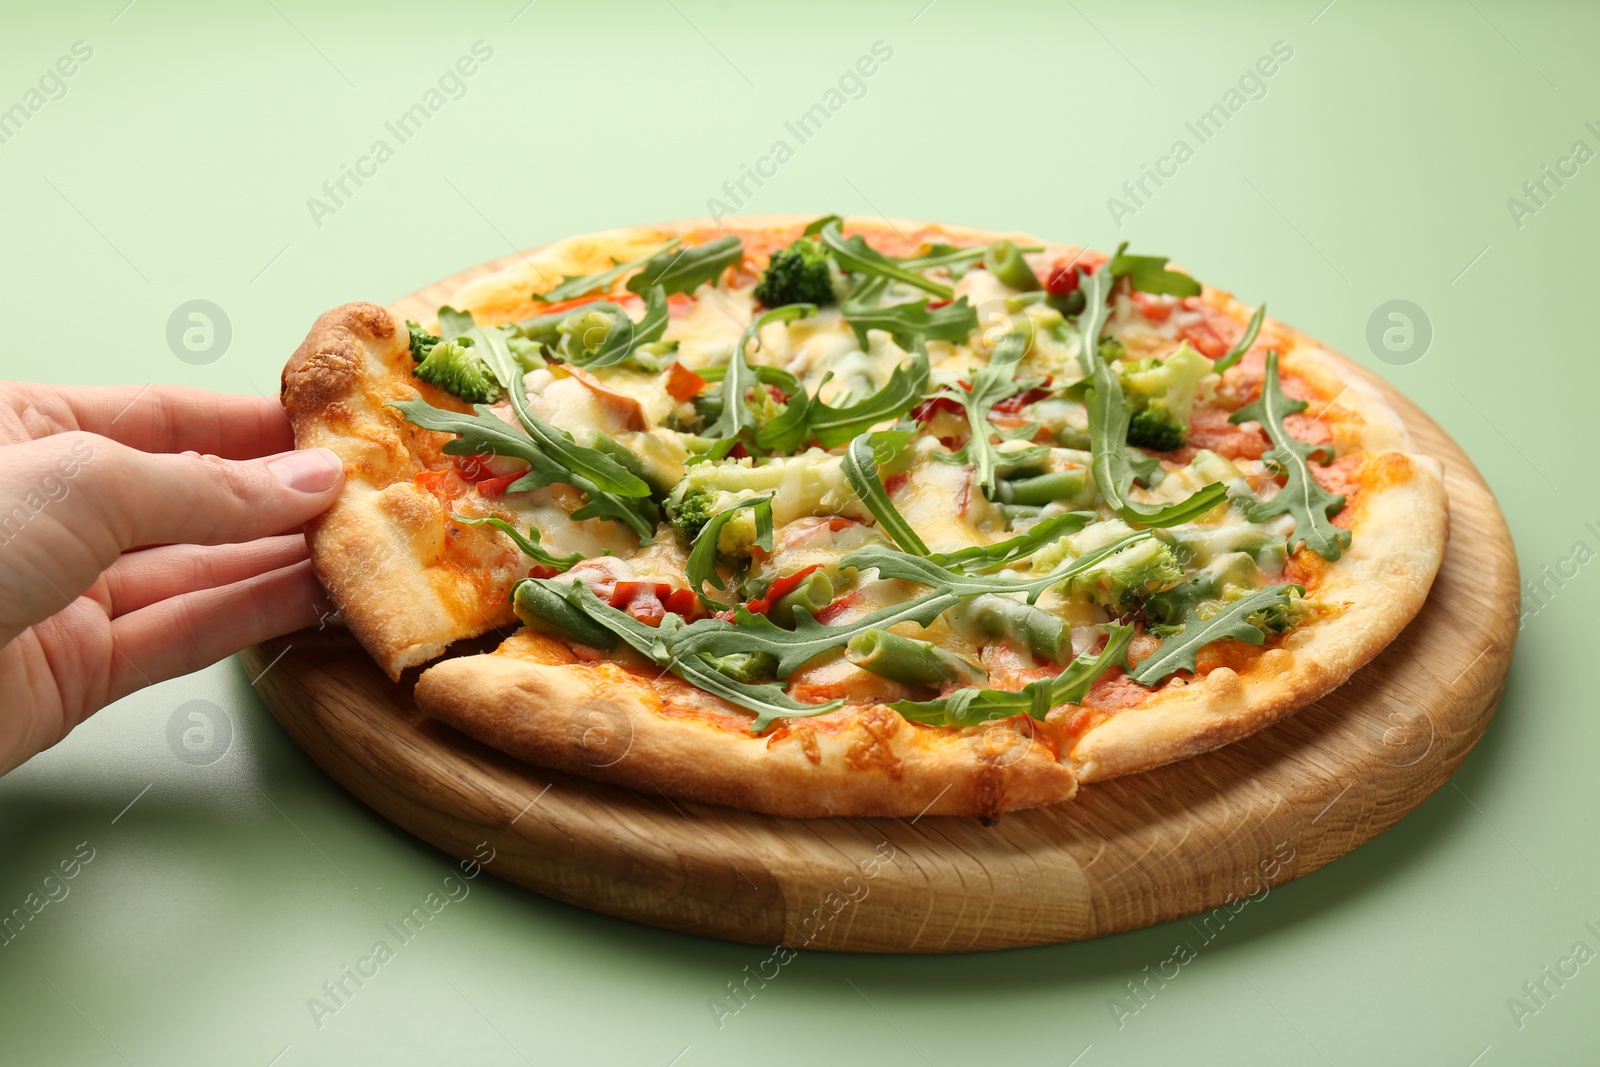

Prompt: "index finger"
[6,382,294,458]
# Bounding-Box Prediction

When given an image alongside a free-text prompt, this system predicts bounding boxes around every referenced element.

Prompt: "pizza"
[280,215,1447,818]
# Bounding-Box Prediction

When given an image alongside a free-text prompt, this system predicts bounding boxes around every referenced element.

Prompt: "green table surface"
[1,1,1593,1063]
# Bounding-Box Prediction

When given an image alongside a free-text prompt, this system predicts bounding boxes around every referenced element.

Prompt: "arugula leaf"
[926,511,1094,573]
[840,431,929,555]
[1108,242,1202,297]
[626,235,743,296]
[806,350,930,448]
[683,437,744,468]
[396,315,657,538]
[392,397,565,486]
[900,241,1044,276]
[437,306,476,340]
[936,327,1039,498]
[536,581,837,728]
[903,243,979,280]
[714,303,817,442]
[578,285,669,369]
[452,515,584,570]
[533,237,682,303]
[1228,350,1351,561]
[1125,446,1166,489]
[891,623,1133,727]
[840,276,977,350]
[675,652,840,732]
[1079,267,1228,527]
[564,489,659,535]
[752,367,815,453]
[819,220,953,300]
[685,492,775,604]
[840,531,1152,604]
[536,579,961,730]
[802,214,843,237]
[391,397,659,540]
[1128,584,1298,683]
[670,589,961,681]
[463,317,651,499]
[1211,301,1265,374]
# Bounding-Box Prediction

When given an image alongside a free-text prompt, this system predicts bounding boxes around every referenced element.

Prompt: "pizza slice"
[281,215,1446,818]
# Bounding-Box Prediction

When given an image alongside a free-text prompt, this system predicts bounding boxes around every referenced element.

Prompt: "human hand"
[0,382,345,775]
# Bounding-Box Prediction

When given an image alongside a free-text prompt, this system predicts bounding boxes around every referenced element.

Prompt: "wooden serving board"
[248,265,1516,952]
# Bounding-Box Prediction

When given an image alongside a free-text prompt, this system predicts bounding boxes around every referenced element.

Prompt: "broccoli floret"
[1159,523,1287,571]
[407,320,441,362]
[1119,342,1214,452]
[664,450,863,547]
[667,487,720,545]
[1062,536,1184,615]
[413,339,500,404]
[1248,587,1308,634]
[1142,551,1260,635]
[1127,406,1187,452]
[753,238,838,308]
[703,650,780,683]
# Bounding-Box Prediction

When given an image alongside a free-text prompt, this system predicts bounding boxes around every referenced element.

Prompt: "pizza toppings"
[390,217,1354,735]
[1228,350,1352,561]
[1120,342,1213,453]
[753,233,840,309]
[413,337,500,404]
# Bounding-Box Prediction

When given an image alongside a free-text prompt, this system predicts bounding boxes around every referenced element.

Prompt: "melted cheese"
[890,440,1007,553]
[496,487,640,561]
[526,374,637,437]
[664,286,752,370]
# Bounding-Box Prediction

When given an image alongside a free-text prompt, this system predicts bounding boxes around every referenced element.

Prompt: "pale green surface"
[0,1,1593,1064]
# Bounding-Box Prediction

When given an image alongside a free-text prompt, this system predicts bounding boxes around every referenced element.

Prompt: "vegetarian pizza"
[280,215,1446,818]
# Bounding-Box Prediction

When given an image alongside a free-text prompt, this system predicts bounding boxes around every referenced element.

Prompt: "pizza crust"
[415,631,1077,819]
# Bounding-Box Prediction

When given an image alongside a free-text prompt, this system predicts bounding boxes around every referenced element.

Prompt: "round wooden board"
[249,256,1517,952]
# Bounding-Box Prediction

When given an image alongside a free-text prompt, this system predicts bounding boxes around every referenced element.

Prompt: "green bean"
[994,468,1090,507]
[512,301,627,346]
[984,239,1041,292]
[769,570,835,627]
[512,580,617,650]
[956,594,1069,663]
[846,629,987,688]
[902,243,1044,272]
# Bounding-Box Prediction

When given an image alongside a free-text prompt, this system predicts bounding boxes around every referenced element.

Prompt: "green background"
[1,1,1593,1063]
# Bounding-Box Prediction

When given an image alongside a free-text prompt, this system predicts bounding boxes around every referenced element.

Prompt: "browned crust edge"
[282,303,516,680]
[415,633,1076,819]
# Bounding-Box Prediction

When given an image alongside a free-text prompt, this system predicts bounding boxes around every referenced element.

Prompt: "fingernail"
[267,449,344,493]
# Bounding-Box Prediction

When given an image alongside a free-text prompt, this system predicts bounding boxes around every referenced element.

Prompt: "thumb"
[0,432,345,637]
